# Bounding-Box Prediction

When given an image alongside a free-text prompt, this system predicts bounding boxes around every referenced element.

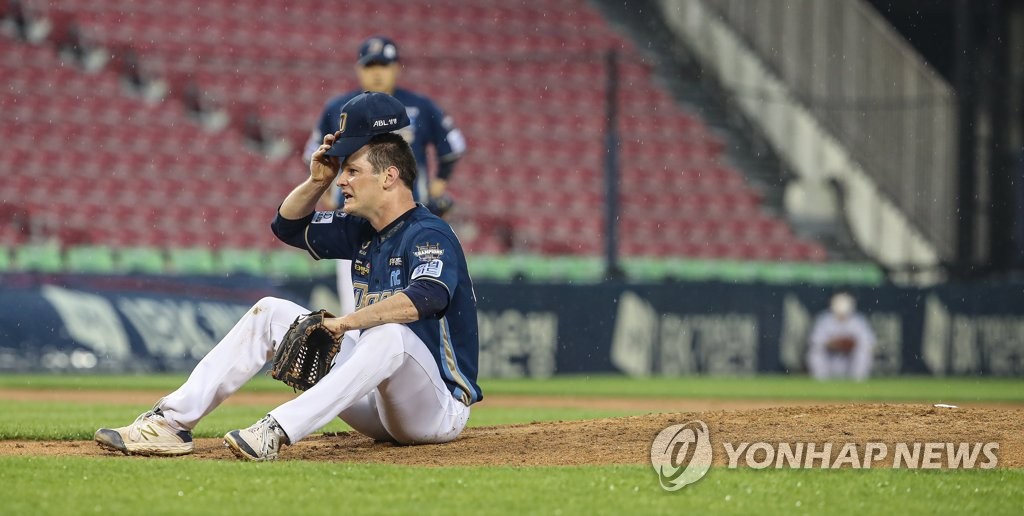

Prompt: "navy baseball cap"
[357,36,399,66]
[325,92,410,160]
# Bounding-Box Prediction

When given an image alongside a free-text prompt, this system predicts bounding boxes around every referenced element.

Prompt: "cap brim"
[358,56,397,66]
[324,135,373,160]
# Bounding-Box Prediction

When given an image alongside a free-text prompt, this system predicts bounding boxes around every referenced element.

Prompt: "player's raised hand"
[310,133,340,184]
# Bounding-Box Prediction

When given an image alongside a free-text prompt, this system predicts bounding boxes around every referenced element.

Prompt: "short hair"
[365,133,416,190]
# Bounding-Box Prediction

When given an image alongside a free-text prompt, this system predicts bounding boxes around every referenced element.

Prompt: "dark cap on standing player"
[325,92,410,160]
[357,36,400,66]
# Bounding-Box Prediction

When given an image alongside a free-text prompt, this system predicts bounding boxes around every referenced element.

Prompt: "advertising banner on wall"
[1,273,1022,376]
[0,273,290,372]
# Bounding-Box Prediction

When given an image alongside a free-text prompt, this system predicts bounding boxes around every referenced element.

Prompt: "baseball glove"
[826,336,857,354]
[426,193,455,218]
[269,309,340,391]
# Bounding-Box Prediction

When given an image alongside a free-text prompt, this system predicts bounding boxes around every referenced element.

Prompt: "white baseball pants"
[157,297,470,445]
[336,258,356,316]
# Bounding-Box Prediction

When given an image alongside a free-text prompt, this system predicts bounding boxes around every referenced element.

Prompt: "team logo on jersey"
[390,269,402,287]
[388,257,403,266]
[413,243,444,262]
[353,259,370,277]
[338,113,348,135]
[311,211,334,224]
[352,282,400,310]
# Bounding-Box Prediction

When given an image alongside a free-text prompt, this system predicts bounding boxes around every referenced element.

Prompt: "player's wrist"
[334,315,356,333]
[305,176,334,193]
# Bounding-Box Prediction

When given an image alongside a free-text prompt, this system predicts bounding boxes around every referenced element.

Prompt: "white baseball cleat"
[94,408,194,456]
[223,415,289,461]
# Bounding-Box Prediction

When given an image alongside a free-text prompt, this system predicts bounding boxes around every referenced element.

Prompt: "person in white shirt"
[806,292,876,380]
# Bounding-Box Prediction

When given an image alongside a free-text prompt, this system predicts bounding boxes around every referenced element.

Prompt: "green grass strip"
[2,374,1022,402]
[0,458,1019,515]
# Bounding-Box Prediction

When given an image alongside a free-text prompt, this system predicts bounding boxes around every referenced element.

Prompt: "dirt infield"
[1,392,1020,468]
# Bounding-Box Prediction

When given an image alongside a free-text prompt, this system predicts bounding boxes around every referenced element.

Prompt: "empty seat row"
[0,0,832,262]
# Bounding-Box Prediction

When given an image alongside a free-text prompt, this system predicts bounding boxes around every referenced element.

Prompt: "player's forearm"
[279,179,332,220]
[319,186,339,210]
[340,292,420,330]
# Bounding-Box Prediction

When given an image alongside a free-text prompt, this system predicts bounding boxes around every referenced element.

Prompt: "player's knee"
[254,296,303,315]
[249,297,305,325]
[253,296,283,310]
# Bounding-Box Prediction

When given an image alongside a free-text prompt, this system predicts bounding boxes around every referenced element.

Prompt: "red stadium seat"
[0,0,832,259]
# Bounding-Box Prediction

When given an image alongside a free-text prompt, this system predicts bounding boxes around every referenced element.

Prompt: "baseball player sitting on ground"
[806,292,876,381]
[306,35,466,318]
[94,92,482,460]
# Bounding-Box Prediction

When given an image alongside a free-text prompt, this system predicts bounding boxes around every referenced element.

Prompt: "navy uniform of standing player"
[306,35,466,208]
[94,93,480,460]
[306,36,466,317]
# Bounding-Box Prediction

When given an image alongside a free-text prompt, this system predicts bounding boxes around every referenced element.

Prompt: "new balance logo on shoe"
[94,408,194,456]
[138,426,159,440]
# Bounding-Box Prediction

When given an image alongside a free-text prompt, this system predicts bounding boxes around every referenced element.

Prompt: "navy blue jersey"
[306,88,466,202]
[272,205,482,406]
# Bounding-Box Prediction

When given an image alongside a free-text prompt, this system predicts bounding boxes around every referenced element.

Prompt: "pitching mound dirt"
[2,404,1021,468]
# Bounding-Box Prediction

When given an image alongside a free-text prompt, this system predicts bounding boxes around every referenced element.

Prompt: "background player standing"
[305,36,467,317]
[94,93,481,460]
[806,292,876,381]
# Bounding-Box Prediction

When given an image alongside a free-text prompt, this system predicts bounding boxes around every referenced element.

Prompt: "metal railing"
[702,0,958,261]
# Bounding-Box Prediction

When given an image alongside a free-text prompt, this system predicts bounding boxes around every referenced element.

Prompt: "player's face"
[336,147,383,217]
[356,63,400,94]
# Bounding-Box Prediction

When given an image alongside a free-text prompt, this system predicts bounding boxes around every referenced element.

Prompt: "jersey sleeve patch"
[311,211,334,224]
[411,259,444,279]
[413,243,444,262]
